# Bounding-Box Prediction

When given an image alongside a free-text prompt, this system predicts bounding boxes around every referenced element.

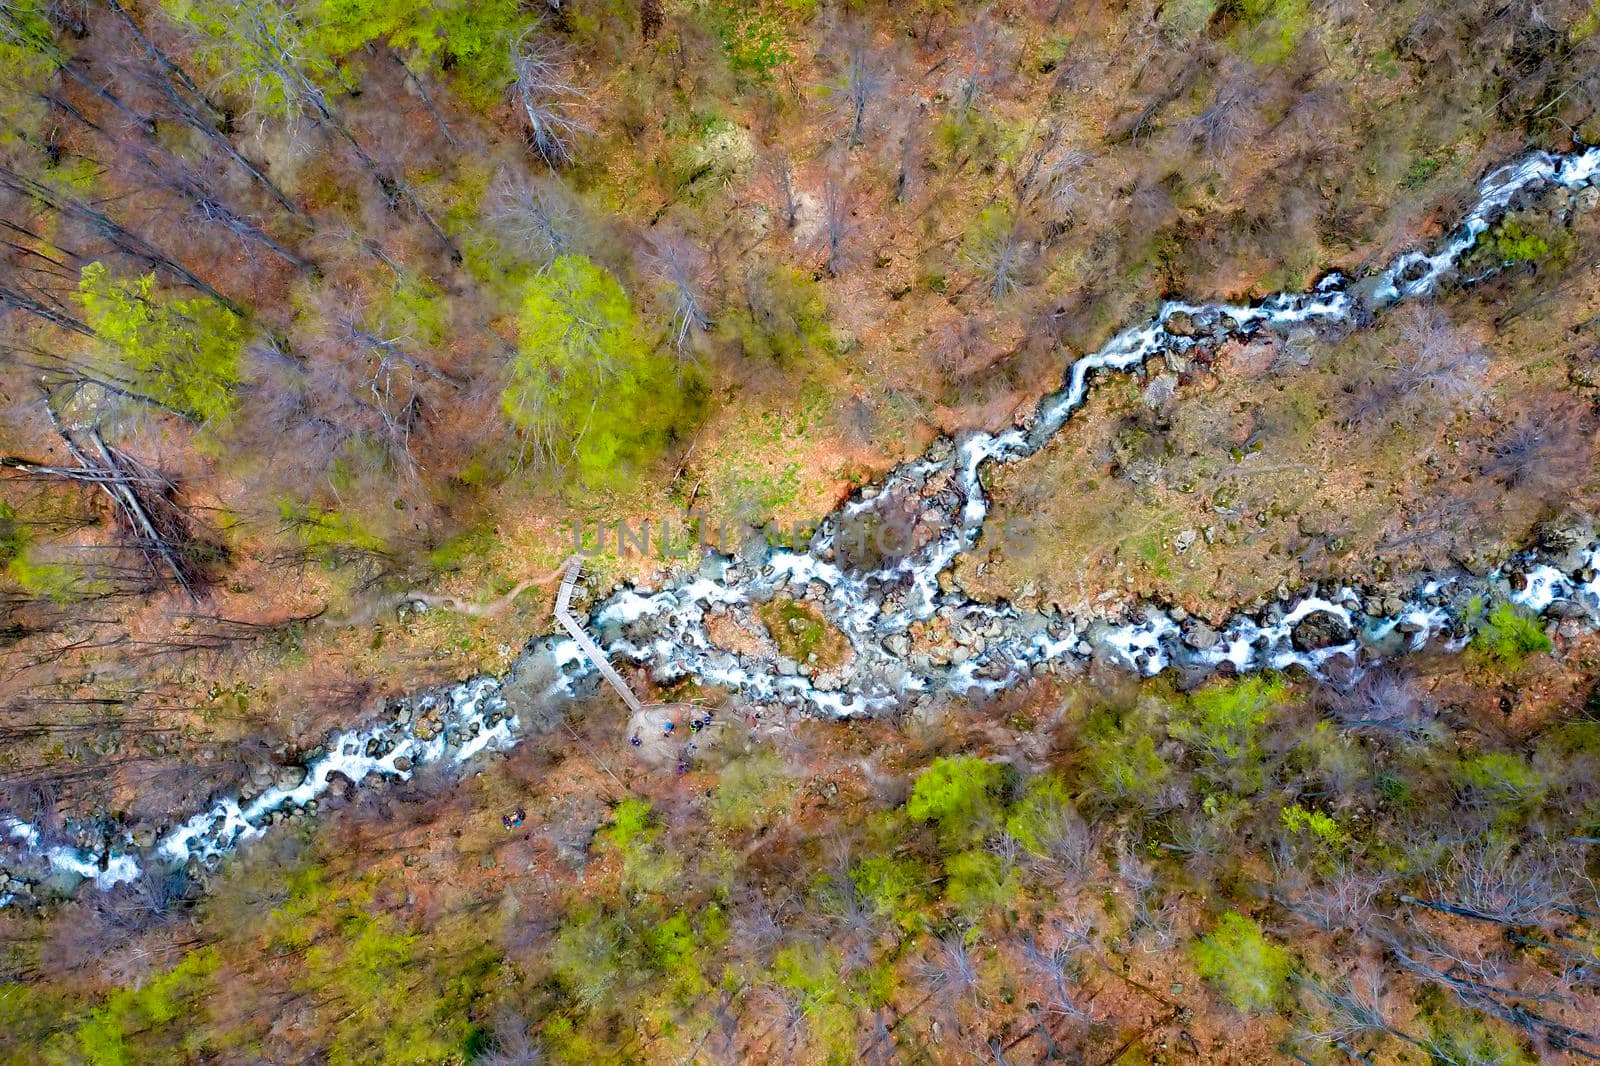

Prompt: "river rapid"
[4,143,1600,906]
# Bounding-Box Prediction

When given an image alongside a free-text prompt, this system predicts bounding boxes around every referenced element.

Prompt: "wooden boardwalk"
[554,555,643,713]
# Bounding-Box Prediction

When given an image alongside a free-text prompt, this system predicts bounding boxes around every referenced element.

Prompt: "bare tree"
[820,175,856,278]
[184,0,456,258]
[1036,145,1093,220]
[1115,839,1178,949]
[1344,305,1486,429]
[1482,406,1595,500]
[829,37,886,147]
[958,13,997,112]
[1317,668,1438,742]
[1020,920,1095,1022]
[1187,65,1261,159]
[0,164,243,316]
[920,933,982,1012]
[961,210,1031,301]
[1300,965,1423,1051]
[1027,803,1100,889]
[487,170,582,269]
[762,153,798,229]
[1279,862,1388,932]
[477,1009,544,1066]
[128,147,313,274]
[644,232,711,351]
[892,113,926,205]
[106,0,303,218]
[1405,841,1569,929]
[511,33,592,168]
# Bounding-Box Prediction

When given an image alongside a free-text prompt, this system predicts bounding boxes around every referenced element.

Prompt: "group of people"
[623,708,717,776]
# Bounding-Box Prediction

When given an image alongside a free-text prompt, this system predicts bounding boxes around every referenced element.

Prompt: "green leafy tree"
[311,0,526,103]
[906,756,1008,848]
[943,848,1015,915]
[1169,676,1286,794]
[598,796,683,894]
[70,949,219,1065]
[78,262,246,425]
[1470,601,1553,667]
[503,254,701,485]
[163,0,345,121]
[1191,911,1293,1013]
[1004,773,1076,855]
[1083,703,1173,807]
[0,0,54,148]
[1456,751,1550,817]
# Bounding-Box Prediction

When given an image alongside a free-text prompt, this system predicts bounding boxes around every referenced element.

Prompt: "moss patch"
[757,597,851,670]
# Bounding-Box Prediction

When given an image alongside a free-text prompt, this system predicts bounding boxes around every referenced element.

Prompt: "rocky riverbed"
[4,143,1599,907]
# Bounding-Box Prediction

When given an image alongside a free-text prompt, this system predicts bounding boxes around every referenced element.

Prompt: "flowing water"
[4,144,1599,905]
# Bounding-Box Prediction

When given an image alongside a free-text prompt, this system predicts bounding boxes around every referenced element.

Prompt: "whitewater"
[3,143,1598,905]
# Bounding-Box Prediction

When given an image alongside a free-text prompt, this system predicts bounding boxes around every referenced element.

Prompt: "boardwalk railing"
[554,555,644,713]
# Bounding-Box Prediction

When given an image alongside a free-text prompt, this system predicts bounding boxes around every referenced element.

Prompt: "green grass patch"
[757,597,851,669]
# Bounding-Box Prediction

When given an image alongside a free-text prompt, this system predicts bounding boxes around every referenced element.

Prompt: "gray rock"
[1537,512,1593,556]
[1292,610,1353,651]
[882,633,911,658]
[1184,621,1220,650]
[275,766,306,789]
[1165,311,1197,337]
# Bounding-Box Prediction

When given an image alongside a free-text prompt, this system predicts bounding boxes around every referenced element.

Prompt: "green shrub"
[550,906,626,1010]
[1425,1011,1536,1065]
[1159,0,1217,39]
[1280,803,1350,850]
[1003,773,1076,855]
[710,747,794,830]
[599,796,683,894]
[504,255,704,487]
[717,265,832,367]
[163,0,345,118]
[312,0,526,103]
[757,598,850,669]
[1233,0,1309,64]
[1168,676,1286,794]
[943,848,1015,916]
[711,0,795,83]
[1470,601,1553,666]
[73,949,219,1065]
[851,853,931,930]
[1456,752,1549,814]
[1083,705,1172,806]
[78,262,246,426]
[1574,0,1600,42]
[1192,912,1292,1013]
[1482,218,1553,266]
[906,756,1009,848]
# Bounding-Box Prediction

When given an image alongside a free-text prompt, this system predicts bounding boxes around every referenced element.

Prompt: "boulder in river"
[1537,512,1594,569]
[1291,610,1353,651]
[1183,621,1220,651]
